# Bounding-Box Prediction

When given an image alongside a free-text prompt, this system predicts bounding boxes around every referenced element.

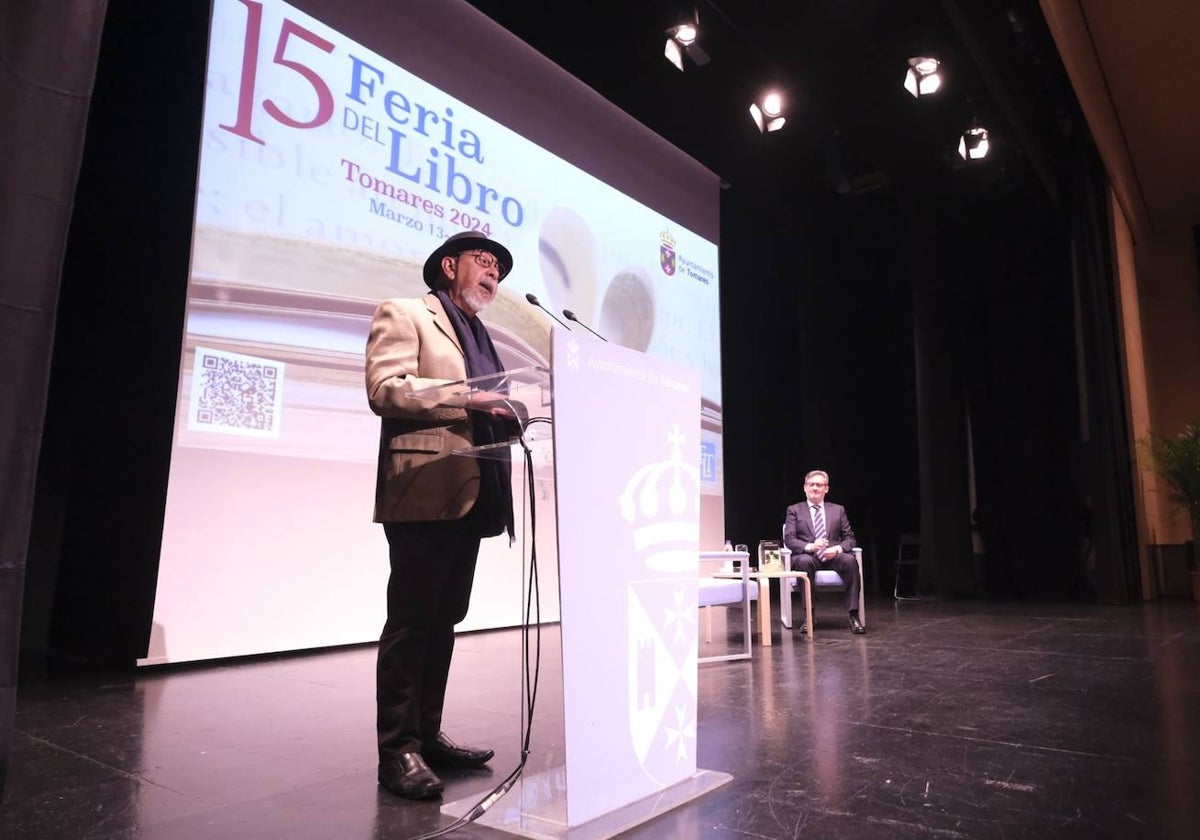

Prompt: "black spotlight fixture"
[749,87,786,133]
[904,56,942,98]
[664,5,710,71]
[958,125,990,160]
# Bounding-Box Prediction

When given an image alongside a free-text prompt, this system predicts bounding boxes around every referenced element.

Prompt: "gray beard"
[458,287,491,316]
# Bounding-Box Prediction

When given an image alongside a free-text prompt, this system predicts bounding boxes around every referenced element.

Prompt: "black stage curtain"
[1068,145,1140,603]
[0,0,110,794]
[906,177,975,599]
[903,159,1084,601]
[24,0,204,676]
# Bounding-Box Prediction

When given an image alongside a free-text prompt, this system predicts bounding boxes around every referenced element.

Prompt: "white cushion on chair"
[698,578,758,607]
[698,551,756,662]
[812,569,845,586]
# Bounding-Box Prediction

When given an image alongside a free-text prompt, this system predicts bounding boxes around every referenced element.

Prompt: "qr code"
[187,347,285,437]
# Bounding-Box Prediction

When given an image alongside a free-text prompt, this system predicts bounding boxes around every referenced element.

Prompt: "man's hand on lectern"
[466,390,526,421]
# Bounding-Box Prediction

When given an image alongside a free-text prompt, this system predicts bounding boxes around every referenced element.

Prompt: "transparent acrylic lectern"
[407,331,730,839]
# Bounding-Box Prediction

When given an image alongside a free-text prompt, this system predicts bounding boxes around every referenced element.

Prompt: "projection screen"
[143,0,724,665]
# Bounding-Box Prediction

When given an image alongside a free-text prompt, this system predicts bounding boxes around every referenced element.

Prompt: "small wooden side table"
[713,569,812,644]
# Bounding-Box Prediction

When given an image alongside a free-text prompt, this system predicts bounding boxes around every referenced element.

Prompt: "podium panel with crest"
[440,329,730,839]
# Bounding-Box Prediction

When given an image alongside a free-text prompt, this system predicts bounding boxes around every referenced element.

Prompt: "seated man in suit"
[784,469,865,634]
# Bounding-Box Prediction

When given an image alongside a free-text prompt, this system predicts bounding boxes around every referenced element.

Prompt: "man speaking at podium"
[365,231,519,799]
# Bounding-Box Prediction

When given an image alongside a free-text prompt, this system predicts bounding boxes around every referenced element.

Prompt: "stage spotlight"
[749,90,786,133]
[958,126,990,160]
[904,56,941,98]
[664,9,710,71]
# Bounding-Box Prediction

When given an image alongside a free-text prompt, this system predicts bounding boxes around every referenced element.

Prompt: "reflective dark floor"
[3,596,1199,839]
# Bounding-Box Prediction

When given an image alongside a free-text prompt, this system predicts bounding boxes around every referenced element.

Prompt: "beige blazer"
[365,294,479,522]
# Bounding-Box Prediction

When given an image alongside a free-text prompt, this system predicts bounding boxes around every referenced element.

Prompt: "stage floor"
[4,597,1199,839]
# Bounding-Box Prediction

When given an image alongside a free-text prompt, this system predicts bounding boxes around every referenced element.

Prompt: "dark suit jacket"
[784,501,857,557]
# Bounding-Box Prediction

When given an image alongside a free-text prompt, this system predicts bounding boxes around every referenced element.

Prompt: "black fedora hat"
[422,231,513,289]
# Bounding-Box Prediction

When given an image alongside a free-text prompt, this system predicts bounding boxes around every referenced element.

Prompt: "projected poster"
[145,0,723,664]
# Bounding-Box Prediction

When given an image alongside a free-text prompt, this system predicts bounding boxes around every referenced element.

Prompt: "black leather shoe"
[849,614,866,635]
[423,732,494,769]
[378,752,443,799]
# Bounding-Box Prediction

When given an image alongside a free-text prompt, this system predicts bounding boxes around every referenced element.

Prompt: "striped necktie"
[812,505,826,541]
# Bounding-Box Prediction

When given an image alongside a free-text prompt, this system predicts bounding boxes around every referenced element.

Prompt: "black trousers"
[789,551,862,613]
[377,513,483,758]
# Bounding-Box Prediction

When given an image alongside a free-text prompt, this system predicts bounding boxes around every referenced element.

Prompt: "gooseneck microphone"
[525,292,571,331]
[563,309,608,342]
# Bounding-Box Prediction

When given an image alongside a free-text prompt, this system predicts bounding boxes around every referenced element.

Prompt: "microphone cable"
[409,413,548,840]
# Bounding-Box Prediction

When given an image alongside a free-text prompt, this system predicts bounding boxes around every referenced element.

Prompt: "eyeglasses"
[457,250,508,278]
[805,481,828,487]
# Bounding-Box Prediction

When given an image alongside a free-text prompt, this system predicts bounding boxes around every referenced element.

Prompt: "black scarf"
[436,290,515,541]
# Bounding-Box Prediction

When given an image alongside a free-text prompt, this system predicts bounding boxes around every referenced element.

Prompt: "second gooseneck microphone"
[563,309,608,341]
[525,293,571,331]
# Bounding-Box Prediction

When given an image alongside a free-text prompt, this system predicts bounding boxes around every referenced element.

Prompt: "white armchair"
[697,550,756,662]
[779,524,866,635]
